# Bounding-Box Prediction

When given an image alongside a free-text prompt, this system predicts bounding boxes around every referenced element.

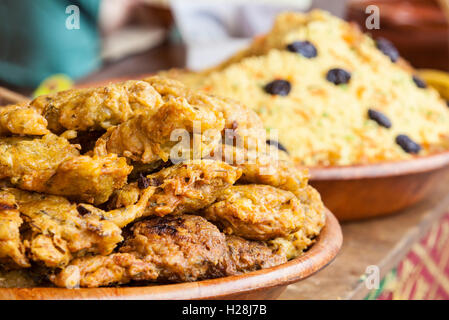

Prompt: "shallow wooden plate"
[0,210,341,300]
[309,151,449,221]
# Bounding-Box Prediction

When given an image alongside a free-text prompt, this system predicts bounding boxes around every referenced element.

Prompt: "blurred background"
[0,0,448,101]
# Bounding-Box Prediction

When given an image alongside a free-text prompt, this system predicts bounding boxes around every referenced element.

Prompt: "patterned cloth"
[366,212,449,300]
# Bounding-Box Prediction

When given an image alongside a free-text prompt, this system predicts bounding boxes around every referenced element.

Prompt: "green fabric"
[0,0,101,87]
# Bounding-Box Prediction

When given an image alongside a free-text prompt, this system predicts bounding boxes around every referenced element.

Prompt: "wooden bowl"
[0,210,341,300]
[308,151,449,221]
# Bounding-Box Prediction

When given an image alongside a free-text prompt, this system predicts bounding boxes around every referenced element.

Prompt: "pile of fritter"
[0,76,325,288]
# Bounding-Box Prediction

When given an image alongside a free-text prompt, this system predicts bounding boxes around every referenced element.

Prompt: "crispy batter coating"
[30,80,163,133]
[208,145,325,257]
[143,160,241,216]
[0,104,49,136]
[226,235,286,273]
[93,96,225,164]
[269,186,326,259]
[108,160,241,217]
[77,185,156,228]
[51,215,235,288]
[209,144,310,198]
[4,188,123,268]
[0,134,132,205]
[203,185,305,241]
[144,76,265,150]
[45,154,132,205]
[0,134,80,191]
[0,191,29,268]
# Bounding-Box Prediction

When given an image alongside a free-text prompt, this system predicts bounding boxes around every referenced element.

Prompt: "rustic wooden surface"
[280,176,449,300]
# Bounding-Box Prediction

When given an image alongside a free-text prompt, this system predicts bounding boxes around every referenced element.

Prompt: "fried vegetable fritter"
[44,154,132,205]
[143,160,241,216]
[0,134,132,205]
[93,97,224,164]
[109,160,242,217]
[209,144,310,198]
[226,235,286,273]
[0,191,29,268]
[30,80,164,133]
[0,134,80,191]
[144,76,265,150]
[269,186,326,259]
[0,104,49,136]
[77,185,156,228]
[51,215,235,288]
[203,185,305,241]
[3,188,123,268]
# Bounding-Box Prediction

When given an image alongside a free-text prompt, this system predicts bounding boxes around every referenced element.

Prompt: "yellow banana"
[418,69,449,100]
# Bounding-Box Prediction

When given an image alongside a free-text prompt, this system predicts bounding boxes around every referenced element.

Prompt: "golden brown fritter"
[144,76,216,106]
[51,215,235,288]
[269,186,326,260]
[0,135,132,205]
[0,191,29,268]
[30,80,163,133]
[226,235,286,273]
[203,185,305,241]
[0,104,49,136]
[0,134,80,191]
[143,160,242,216]
[76,185,156,228]
[44,154,132,205]
[4,188,123,268]
[215,97,265,150]
[144,76,265,150]
[297,185,326,238]
[93,96,225,164]
[108,160,241,217]
[209,144,310,198]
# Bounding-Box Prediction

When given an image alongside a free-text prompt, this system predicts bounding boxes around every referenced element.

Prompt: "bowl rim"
[0,209,341,300]
[308,150,449,181]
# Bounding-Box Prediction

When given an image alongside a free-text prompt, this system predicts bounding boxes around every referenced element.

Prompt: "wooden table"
[280,179,449,300]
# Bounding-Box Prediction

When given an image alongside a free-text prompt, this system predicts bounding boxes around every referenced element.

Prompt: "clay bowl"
[0,210,341,300]
[308,151,449,221]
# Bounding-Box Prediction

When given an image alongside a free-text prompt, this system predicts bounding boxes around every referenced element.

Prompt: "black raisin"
[376,37,399,63]
[77,205,91,216]
[368,109,392,128]
[326,68,351,85]
[286,41,318,58]
[446,100,449,108]
[266,139,289,154]
[395,134,421,154]
[412,75,427,89]
[264,80,291,96]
